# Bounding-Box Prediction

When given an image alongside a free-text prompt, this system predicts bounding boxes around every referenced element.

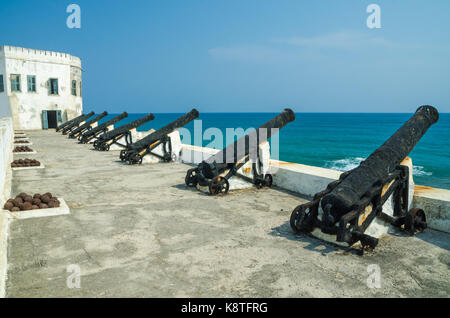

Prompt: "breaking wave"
[325,157,432,177]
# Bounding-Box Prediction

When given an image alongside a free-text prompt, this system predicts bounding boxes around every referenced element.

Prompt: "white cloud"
[273,31,394,50]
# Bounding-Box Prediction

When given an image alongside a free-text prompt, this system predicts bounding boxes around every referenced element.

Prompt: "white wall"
[0,46,83,130]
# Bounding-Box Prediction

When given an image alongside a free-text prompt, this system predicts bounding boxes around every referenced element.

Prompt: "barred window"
[49,78,59,95]
[27,75,36,92]
[71,80,77,96]
[10,74,21,92]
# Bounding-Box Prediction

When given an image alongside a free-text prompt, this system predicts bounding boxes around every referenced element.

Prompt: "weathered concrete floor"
[5,130,450,297]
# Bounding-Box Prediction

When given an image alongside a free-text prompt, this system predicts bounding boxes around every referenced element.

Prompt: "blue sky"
[1,0,449,113]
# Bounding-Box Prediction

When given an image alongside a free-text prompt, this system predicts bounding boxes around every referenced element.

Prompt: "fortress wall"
[179,144,450,234]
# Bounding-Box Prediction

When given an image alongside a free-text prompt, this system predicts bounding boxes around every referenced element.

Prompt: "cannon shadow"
[269,221,363,256]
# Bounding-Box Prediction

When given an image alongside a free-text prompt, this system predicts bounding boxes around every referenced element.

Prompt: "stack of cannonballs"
[11,159,41,167]
[3,193,60,212]
[13,146,33,152]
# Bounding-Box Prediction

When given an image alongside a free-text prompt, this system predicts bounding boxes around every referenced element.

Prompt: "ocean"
[97,112,450,190]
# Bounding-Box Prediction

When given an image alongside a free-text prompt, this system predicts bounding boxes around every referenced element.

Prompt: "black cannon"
[185,109,295,195]
[290,105,439,250]
[56,113,86,132]
[120,109,199,164]
[79,112,128,144]
[68,111,108,139]
[93,113,155,151]
[61,112,95,135]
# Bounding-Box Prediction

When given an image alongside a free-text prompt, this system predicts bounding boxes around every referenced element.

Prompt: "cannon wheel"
[404,208,427,235]
[264,174,273,187]
[93,140,98,149]
[120,150,126,161]
[185,169,198,187]
[290,204,314,234]
[129,153,143,165]
[209,177,229,195]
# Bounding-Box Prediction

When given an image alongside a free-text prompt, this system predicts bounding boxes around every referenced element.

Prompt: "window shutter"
[57,110,62,122]
[42,110,48,129]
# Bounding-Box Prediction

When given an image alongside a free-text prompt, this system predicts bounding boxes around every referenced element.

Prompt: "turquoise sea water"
[97,112,450,189]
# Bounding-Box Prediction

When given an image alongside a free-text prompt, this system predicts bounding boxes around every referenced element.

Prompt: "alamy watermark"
[366,264,381,289]
[67,264,81,289]
[66,4,81,29]
[366,4,381,29]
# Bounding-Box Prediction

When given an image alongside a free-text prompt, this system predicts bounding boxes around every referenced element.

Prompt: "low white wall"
[180,144,450,234]
[0,116,12,298]
[0,117,13,202]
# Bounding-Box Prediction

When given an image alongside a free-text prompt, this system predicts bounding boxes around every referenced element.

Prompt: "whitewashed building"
[0,46,83,130]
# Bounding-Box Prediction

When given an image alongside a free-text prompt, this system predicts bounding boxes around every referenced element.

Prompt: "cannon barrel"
[128,109,199,151]
[79,112,128,142]
[206,108,295,168]
[62,111,95,134]
[97,113,155,143]
[69,111,108,138]
[56,113,85,132]
[321,105,439,221]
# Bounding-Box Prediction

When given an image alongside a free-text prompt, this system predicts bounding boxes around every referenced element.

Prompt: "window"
[49,78,58,95]
[10,74,21,92]
[27,75,36,92]
[0,75,4,93]
[71,80,77,96]
[79,81,82,97]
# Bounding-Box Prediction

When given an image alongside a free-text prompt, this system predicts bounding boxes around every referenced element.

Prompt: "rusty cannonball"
[24,196,33,203]
[41,195,51,204]
[18,203,24,210]
[14,197,23,205]
[33,193,41,199]
[44,192,53,199]
[39,203,48,209]
[11,207,20,212]
[48,201,55,208]
[31,205,39,210]
[4,202,14,211]
[32,198,41,205]
[22,202,32,211]
[19,193,28,199]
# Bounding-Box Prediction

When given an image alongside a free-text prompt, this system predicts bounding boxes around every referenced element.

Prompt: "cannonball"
[14,197,23,205]
[33,193,41,199]
[41,195,50,204]
[31,205,39,210]
[44,192,53,199]
[39,203,48,209]
[32,198,41,205]
[18,203,24,210]
[24,196,33,203]
[19,193,28,199]
[4,202,14,211]
[22,202,32,211]
[11,207,20,212]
